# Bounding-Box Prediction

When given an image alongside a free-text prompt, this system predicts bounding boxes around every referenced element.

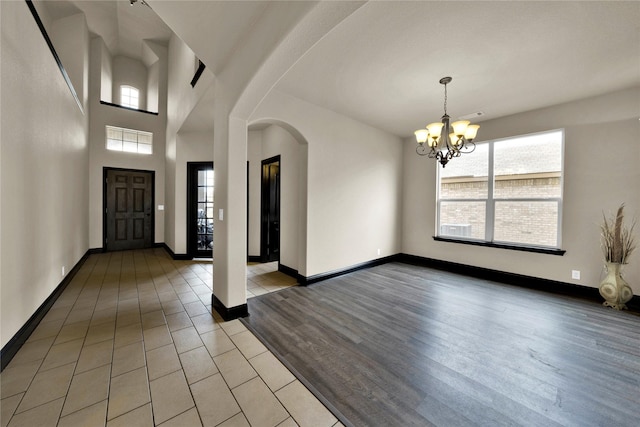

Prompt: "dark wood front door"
[187,162,214,258]
[104,168,154,251]
[261,156,280,262]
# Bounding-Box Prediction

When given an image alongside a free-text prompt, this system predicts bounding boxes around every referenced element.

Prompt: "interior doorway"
[187,162,214,258]
[104,168,154,251]
[261,156,280,263]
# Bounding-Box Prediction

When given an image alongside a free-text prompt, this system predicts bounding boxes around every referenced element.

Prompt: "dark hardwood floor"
[242,262,640,427]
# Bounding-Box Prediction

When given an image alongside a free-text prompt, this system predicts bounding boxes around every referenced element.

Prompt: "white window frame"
[120,85,139,109]
[106,125,153,155]
[436,129,564,250]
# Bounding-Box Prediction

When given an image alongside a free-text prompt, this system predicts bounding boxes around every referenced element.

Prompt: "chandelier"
[414,77,479,167]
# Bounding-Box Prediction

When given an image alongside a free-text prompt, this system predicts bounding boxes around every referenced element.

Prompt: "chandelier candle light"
[415,77,480,167]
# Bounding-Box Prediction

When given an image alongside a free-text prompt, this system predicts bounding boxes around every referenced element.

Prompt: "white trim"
[436,129,565,249]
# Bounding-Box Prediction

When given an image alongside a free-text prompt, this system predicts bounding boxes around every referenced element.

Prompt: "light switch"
[218,209,224,221]
[158,205,164,211]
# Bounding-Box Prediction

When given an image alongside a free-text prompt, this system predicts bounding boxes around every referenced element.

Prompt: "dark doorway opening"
[187,162,214,258]
[261,156,281,263]
[104,168,155,251]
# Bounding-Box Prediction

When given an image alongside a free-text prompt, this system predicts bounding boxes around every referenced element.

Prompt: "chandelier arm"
[459,140,476,154]
[446,149,454,161]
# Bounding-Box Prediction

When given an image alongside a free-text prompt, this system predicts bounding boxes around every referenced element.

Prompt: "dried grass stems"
[601,204,636,265]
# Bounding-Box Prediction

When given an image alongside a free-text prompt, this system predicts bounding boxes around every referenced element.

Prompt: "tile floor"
[246,262,298,299]
[1,248,340,427]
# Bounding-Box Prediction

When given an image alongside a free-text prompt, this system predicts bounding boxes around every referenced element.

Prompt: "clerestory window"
[120,85,139,109]
[106,126,153,155]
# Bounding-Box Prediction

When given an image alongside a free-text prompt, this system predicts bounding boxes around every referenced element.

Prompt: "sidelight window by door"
[196,169,215,251]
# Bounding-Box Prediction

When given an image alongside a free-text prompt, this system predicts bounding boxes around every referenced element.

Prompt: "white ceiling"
[41,0,172,62]
[41,1,640,137]
[147,0,272,76]
[274,1,640,137]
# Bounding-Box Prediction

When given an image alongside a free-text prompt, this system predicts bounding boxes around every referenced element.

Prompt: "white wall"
[88,37,168,249]
[143,40,163,113]
[147,58,160,113]
[50,13,89,109]
[250,90,404,277]
[247,130,262,257]
[247,125,301,270]
[1,0,90,348]
[164,33,214,253]
[402,87,640,294]
[112,55,147,110]
[99,39,112,102]
[173,131,214,254]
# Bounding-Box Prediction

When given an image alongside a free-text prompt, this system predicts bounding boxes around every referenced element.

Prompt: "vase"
[599,262,633,310]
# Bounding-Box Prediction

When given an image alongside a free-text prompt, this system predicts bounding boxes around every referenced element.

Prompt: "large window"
[106,126,153,154]
[120,85,139,109]
[437,129,564,249]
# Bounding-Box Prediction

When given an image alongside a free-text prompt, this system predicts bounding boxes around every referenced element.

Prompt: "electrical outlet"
[377,248,381,256]
[62,266,65,277]
[571,270,580,280]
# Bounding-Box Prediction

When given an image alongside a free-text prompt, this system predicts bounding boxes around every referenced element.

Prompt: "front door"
[104,168,154,251]
[261,156,280,262]
[187,162,214,258]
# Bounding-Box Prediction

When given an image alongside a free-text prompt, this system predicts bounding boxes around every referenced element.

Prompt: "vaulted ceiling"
[41,0,172,63]
[41,1,640,138]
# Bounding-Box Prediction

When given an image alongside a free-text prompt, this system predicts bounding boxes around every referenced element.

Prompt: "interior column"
[211,100,248,320]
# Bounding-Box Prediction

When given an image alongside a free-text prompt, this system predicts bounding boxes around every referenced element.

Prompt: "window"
[437,129,564,249]
[120,85,139,109]
[196,167,214,252]
[190,59,206,87]
[106,126,153,154]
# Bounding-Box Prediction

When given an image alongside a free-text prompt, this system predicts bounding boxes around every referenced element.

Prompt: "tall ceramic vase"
[599,262,633,310]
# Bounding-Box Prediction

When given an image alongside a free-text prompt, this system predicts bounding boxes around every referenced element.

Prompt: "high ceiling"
[273,1,640,137]
[40,0,172,63]
[40,1,640,138]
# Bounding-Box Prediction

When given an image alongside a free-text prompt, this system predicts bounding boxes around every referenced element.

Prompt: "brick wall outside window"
[440,176,561,245]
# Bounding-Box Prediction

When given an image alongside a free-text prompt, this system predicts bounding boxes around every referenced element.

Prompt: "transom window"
[437,129,564,249]
[120,85,139,109]
[106,126,153,154]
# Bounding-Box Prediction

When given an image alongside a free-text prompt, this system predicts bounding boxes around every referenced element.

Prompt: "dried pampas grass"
[601,204,636,264]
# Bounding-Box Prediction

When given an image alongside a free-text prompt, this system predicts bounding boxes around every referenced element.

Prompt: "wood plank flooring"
[242,262,640,427]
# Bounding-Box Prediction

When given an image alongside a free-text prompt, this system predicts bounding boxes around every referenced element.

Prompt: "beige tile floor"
[246,262,298,299]
[1,249,341,427]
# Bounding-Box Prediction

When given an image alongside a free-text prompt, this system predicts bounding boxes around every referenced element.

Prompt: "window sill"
[433,236,566,256]
[100,100,158,116]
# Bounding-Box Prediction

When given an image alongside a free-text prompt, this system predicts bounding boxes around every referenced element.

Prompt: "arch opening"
[247,119,309,281]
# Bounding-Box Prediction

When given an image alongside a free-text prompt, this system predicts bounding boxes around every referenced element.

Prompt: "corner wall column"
[212,99,248,320]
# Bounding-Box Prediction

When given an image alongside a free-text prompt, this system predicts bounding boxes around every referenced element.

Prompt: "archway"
[246,119,309,283]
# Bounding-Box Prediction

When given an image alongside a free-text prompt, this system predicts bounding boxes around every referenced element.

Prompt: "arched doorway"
[246,120,309,293]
